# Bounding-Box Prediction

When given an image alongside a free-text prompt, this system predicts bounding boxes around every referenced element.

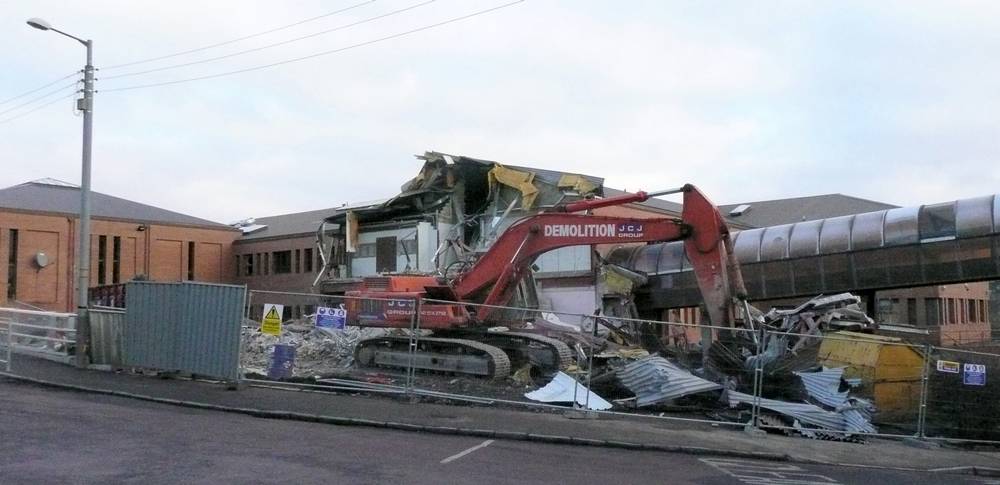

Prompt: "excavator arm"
[451,184,748,325]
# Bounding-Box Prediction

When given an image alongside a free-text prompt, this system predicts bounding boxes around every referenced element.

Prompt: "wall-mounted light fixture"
[137,224,147,232]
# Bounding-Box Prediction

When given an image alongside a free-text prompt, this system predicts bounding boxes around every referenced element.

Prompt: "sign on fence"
[937,360,960,374]
[963,363,986,386]
[316,305,346,330]
[262,304,283,336]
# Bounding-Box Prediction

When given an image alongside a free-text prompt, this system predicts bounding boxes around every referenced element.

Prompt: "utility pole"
[27,18,94,368]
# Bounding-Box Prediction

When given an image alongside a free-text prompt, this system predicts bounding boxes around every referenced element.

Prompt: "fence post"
[917,343,932,438]
[405,298,422,396]
[750,326,765,432]
[236,288,252,386]
[584,313,598,414]
[4,319,10,372]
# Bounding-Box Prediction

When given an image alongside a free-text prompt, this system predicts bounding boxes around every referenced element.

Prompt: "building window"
[356,243,376,258]
[244,254,254,276]
[981,300,988,323]
[907,298,917,325]
[925,298,940,326]
[263,253,270,275]
[969,299,978,323]
[187,241,195,281]
[97,235,107,285]
[376,236,397,273]
[7,229,17,300]
[235,255,241,277]
[294,249,301,273]
[947,298,956,324]
[273,250,292,274]
[304,248,313,272]
[112,236,121,284]
[255,254,262,276]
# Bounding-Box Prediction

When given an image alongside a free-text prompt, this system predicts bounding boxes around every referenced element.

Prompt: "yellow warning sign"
[262,303,283,335]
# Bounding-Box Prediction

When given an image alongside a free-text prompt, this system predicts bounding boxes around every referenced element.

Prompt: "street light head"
[26,17,52,31]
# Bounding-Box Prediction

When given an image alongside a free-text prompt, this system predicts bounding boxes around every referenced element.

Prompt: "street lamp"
[27,17,94,368]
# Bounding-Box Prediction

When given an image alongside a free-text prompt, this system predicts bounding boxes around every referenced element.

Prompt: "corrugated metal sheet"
[794,367,848,408]
[90,307,125,366]
[618,356,722,407]
[727,390,876,434]
[124,281,246,381]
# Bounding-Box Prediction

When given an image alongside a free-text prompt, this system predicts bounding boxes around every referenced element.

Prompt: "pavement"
[5,355,1000,477]
[2,382,993,485]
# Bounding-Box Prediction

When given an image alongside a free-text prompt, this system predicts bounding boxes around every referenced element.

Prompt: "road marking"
[700,458,841,484]
[440,440,494,464]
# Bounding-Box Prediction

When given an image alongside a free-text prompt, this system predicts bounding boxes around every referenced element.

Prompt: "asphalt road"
[0,379,991,484]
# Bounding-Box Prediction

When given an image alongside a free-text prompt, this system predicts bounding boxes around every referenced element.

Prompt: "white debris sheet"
[241,322,390,377]
[618,356,722,407]
[525,371,612,410]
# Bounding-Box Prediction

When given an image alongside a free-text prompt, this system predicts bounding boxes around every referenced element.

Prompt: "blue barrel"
[267,344,296,379]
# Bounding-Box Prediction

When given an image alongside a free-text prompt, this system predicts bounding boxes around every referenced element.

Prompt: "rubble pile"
[562,293,882,440]
[241,320,391,377]
[743,293,877,374]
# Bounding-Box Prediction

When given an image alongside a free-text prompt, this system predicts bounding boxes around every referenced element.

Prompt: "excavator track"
[452,331,574,373]
[355,336,511,379]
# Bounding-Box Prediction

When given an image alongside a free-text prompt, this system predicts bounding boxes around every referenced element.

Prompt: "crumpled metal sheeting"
[794,367,849,409]
[619,356,722,407]
[524,371,612,410]
[726,390,876,435]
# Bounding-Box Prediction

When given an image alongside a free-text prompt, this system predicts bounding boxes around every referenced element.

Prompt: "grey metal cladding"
[850,210,886,250]
[994,194,1000,233]
[760,224,793,261]
[788,219,823,258]
[656,241,686,274]
[632,242,663,274]
[89,308,124,366]
[819,215,854,253]
[956,195,995,237]
[733,228,764,263]
[883,206,920,246]
[124,281,245,381]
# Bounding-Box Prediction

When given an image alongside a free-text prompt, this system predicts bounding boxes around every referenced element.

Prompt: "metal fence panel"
[124,281,245,381]
[90,307,125,366]
[0,307,77,365]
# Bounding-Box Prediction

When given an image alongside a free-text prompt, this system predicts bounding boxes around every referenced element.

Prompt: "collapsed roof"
[323,151,604,226]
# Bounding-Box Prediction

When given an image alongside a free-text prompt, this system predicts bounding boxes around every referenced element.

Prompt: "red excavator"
[344,184,748,379]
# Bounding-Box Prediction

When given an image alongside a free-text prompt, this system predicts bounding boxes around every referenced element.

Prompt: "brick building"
[0,179,239,312]
[231,209,330,309]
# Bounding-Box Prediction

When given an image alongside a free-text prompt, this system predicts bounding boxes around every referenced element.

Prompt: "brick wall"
[0,209,238,312]
[233,235,320,294]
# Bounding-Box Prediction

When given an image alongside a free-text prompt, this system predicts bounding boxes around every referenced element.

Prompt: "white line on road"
[700,458,841,484]
[440,440,495,464]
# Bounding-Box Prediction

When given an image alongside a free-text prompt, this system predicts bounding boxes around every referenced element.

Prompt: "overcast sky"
[1,0,998,224]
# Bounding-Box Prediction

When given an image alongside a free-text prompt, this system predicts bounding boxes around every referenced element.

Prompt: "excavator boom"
[452,184,747,324]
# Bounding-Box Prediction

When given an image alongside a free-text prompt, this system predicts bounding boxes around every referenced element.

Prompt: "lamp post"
[27,17,94,368]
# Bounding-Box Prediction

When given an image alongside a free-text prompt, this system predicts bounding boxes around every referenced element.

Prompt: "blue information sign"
[963,363,986,386]
[316,305,347,330]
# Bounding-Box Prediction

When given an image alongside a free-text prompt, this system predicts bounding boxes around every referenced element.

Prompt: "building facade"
[0,179,239,312]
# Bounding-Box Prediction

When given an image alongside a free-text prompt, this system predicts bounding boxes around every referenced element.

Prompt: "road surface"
[0,379,987,484]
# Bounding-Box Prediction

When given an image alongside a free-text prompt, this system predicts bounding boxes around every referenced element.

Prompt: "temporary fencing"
[922,345,1000,442]
[236,290,1000,444]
